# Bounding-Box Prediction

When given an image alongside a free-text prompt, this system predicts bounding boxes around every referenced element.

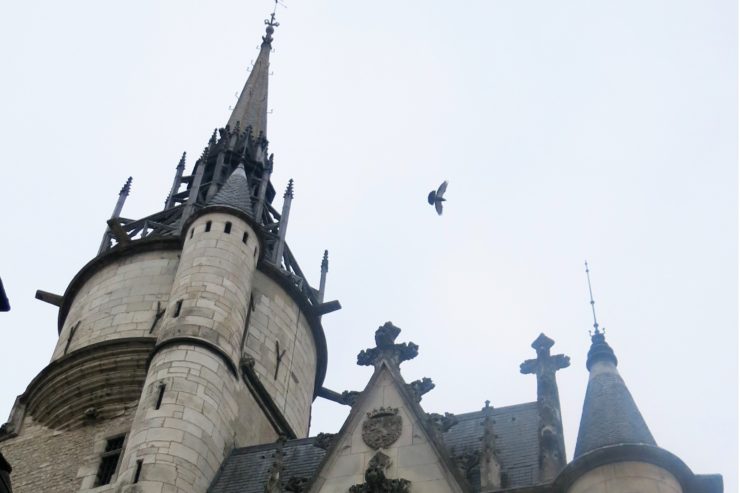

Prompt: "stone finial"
[177,152,186,170]
[480,409,503,489]
[284,179,294,199]
[356,322,419,369]
[321,250,329,273]
[520,333,570,376]
[520,333,570,482]
[264,436,286,493]
[120,176,132,196]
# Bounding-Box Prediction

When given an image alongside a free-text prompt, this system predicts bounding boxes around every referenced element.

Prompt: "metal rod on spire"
[584,261,600,334]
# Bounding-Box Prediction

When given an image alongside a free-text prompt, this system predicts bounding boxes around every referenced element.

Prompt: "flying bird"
[427,180,448,215]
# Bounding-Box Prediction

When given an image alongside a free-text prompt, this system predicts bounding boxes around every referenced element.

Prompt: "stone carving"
[454,449,481,482]
[427,412,458,433]
[349,451,410,493]
[357,322,418,368]
[240,354,256,370]
[340,390,360,406]
[83,407,99,421]
[479,408,502,489]
[314,432,336,450]
[406,377,435,402]
[362,407,402,450]
[0,422,15,438]
[264,437,286,493]
[285,476,308,492]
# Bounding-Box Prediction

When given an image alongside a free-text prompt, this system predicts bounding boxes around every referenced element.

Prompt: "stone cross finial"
[357,322,419,369]
[520,333,570,482]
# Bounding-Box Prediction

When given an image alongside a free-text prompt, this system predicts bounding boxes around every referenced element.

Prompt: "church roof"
[206,164,254,216]
[573,331,656,458]
[208,402,541,493]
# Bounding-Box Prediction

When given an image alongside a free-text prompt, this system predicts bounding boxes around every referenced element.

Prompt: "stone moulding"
[2,338,154,434]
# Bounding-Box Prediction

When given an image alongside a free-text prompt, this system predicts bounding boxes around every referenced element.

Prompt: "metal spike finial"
[584,261,601,335]
[321,250,329,273]
[284,178,294,199]
[120,177,132,196]
[262,2,281,44]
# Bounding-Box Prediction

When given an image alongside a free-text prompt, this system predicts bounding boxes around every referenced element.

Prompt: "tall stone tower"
[0,14,335,493]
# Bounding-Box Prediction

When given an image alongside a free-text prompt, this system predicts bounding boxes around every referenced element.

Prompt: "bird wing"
[435,200,444,215]
[427,190,436,205]
[436,180,448,198]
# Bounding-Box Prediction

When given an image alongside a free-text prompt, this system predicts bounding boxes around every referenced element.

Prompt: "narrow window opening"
[155,383,166,410]
[242,232,248,244]
[95,435,125,486]
[173,299,183,318]
[205,220,212,232]
[253,246,258,259]
[133,460,143,484]
[190,228,194,239]
[224,222,232,234]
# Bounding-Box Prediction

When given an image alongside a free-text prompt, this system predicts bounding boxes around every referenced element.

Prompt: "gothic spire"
[573,327,656,459]
[226,13,278,137]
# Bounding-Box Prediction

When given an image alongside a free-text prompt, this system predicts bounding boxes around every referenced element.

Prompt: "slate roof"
[573,368,656,458]
[208,402,540,493]
[574,332,656,459]
[443,403,540,489]
[208,438,325,493]
[207,164,254,216]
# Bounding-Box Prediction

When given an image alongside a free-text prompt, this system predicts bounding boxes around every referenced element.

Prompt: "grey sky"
[0,0,736,490]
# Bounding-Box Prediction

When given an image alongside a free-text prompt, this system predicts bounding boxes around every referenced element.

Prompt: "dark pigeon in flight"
[427,180,448,215]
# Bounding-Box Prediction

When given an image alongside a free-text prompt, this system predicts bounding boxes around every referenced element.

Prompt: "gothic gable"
[308,362,470,493]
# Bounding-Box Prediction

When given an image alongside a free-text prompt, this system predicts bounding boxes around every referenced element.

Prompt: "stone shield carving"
[362,407,402,450]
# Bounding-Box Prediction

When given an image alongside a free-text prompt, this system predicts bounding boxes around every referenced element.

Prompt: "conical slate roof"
[573,331,656,458]
[207,164,254,216]
[226,17,275,137]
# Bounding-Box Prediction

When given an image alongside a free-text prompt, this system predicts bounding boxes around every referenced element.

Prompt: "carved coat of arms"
[362,407,402,450]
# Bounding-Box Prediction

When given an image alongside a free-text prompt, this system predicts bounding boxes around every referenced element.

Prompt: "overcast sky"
[0,0,736,490]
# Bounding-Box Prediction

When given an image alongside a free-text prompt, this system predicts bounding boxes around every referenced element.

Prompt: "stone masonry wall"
[157,212,258,363]
[116,344,266,493]
[0,407,137,493]
[567,462,682,493]
[53,251,180,361]
[244,271,317,437]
